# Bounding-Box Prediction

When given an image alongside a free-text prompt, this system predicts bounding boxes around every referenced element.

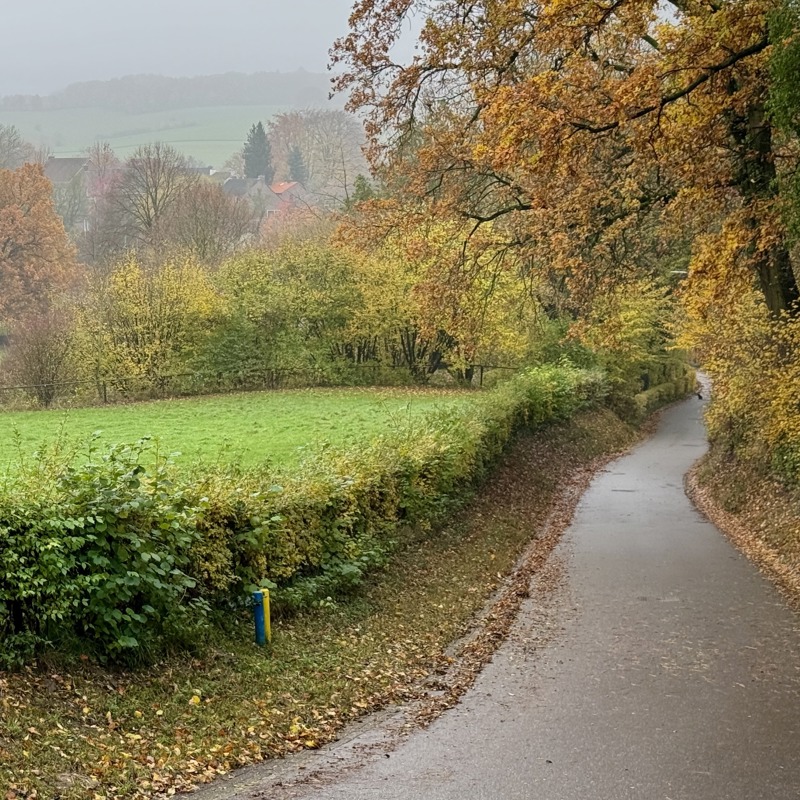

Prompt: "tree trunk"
[731,100,800,316]
[755,243,799,316]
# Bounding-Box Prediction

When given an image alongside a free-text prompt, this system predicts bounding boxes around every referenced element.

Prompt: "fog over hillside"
[0,0,357,96]
[0,72,339,113]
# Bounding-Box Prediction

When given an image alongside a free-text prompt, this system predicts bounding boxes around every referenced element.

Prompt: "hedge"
[0,365,606,666]
[633,366,697,420]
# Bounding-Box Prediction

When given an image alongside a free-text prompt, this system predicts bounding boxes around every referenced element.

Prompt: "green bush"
[0,440,208,666]
[0,365,606,665]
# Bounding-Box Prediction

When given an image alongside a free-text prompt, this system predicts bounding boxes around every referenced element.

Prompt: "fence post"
[253,591,266,646]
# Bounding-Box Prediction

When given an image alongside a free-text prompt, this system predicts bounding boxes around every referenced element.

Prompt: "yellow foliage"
[338,208,537,371]
[571,279,673,392]
[680,244,800,479]
[77,254,221,383]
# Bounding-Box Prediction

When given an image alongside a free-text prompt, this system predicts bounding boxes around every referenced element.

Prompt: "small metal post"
[253,591,266,646]
[253,590,272,646]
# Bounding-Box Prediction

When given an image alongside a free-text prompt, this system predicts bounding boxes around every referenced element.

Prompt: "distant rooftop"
[43,156,88,183]
[271,181,300,194]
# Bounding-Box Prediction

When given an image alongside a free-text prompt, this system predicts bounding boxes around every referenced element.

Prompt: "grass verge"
[0,408,638,800]
[687,449,800,608]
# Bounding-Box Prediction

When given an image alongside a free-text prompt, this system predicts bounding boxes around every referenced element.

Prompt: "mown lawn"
[0,388,473,470]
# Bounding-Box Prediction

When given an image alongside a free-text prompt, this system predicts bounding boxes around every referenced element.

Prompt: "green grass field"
[0,105,288,167]
[0,388,472,471]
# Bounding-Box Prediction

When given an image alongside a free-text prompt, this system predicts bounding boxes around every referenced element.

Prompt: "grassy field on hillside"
[0,105,288,166]
[0,387,472,471]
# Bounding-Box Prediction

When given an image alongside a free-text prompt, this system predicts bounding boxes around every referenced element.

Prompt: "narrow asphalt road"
[201,394,800,799]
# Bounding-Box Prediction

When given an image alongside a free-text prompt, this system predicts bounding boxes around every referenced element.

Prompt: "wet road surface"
[200,395,800,799]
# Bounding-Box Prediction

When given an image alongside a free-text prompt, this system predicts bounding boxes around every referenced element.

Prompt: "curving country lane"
[201,392,800,799]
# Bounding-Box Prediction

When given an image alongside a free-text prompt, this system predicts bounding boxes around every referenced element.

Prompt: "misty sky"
[1,0,368,95]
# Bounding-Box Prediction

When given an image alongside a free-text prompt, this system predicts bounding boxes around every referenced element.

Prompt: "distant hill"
[0,72,344,167]
[0,71,338,114]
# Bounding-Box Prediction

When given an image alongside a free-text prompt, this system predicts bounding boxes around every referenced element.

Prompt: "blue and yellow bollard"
[253,590,272,646]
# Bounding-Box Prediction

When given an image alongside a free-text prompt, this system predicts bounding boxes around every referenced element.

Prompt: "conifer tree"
[243,122,274,182]
[287,145,308,185]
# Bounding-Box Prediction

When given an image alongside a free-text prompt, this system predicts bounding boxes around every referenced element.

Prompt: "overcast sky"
[0,0,368,95]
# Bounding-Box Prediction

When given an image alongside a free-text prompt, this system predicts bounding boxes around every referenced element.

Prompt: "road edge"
[685,462,800,610]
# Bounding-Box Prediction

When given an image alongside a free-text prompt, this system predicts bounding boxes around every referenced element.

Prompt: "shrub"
[0,365,607,664]
[2,310,78,408]
[0,439,208,666]
[632,366,696,420]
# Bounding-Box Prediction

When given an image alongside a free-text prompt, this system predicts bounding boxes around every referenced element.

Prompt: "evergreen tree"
[352,174,375,203]
[343,174,377,210]
[243,122,274,182]
[288,145,308,185]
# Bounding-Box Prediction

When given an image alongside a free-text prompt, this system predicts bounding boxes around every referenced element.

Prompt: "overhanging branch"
[571,36,769,134]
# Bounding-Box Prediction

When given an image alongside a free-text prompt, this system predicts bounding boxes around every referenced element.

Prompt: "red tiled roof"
[270,181,300,194]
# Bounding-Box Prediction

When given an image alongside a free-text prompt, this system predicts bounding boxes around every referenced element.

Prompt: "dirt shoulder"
[686,452,800,609]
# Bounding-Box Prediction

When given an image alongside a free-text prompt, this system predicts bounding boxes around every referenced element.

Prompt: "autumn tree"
[223,149,245,177]
[0,124,37,170]
[332,0,799,319]
[0,163,80,323]
[243,122,274,181]
[83,142,121,202]
[74,142,124,265]
[3,309,77,407]
[162,182,252,264]
[770,0,800,239]
[77,254,220,390]
[73,143,125,266]
[268,109,368,203]
[336,201,539,377]
[110,142,198,249]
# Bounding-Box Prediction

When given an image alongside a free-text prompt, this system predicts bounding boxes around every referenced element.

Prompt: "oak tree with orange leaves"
[332,0,799,318]
[0,163,79,323]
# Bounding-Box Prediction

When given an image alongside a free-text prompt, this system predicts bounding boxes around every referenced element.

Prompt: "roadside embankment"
[687,449,800,608]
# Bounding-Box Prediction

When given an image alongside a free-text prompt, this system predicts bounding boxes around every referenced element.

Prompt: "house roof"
[222,177,310,211]
[44,157,88,184]
[222,177,250,197]
[270,181,301,194]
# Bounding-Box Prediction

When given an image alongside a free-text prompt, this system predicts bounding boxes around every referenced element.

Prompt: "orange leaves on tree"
[0,163,79,322]
[331,0,799,318]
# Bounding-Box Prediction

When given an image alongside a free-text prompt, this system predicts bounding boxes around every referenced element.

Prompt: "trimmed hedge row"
[186,365,607,608]
[633,367,697,419]
[0,365,606,665]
